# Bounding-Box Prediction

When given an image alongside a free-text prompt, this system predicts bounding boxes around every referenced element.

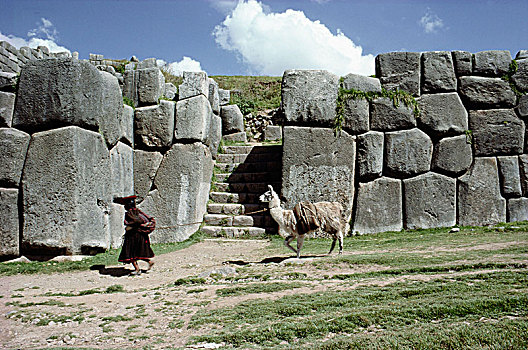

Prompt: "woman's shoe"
[130,270,141,276]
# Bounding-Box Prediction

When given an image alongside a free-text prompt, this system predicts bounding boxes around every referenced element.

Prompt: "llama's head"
[259,185,280,207]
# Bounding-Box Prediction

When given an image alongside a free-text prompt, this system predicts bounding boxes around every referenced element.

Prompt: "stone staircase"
[202,143,282,237]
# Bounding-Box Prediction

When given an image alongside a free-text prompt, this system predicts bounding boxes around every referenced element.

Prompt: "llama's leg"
[338,230,344,255]
[328,237,337,255]
[284,235,298,255]
[296,234,305,259]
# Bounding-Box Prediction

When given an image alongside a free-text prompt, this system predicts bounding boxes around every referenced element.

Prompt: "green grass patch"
[216,282,306,297]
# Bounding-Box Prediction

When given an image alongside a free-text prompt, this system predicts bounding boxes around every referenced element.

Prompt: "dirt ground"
[0,238,525,350]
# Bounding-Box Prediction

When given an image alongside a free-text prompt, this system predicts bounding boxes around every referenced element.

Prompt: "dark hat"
[115,195,137,205]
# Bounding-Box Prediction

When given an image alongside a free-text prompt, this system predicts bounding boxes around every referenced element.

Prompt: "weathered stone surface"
[353,177,402,234]
[179,71,208,100]
[432,135,473,176]
[473,50,511,77]
[459,76,517,109]
[122,70,138,107]
[175,94,212,142]
[0,128,30,187]
[458,157,506,226]
[342,98,369,135]
[282,126,355,223]
[220,104,244,134]
[0,188,19,257]
[137,68,165,105]
[208,78,220,114]
[0,72,17,91]
[137,58,157,69]
[98,71,125,146]
[119,105,134,146]
[403,172,456,229]
[518,95,528,117]
[164,83,177,100]
[512,59,528,92]
[264,125,282,141]
[516,51,528,60]
[134,150,163,203]
[0,91,15,127]
[281,70,339,127]
[223,131,247,143]
[418,93,468,137]
[370,97,416,131]
[384,128,433,178]
[22,126,111,254]
[208,113,222,159]
[219,89,230,106]
[13,58,122,135]
[110,142,133,199]
[342,73,381,93]
[140,143,213,243]
[422,51,457,93]
[108,203,125,249]
[469,109,524,156]
[497,156,522,197]
[135,100,175,148]
[508,198,528,222]
[518,154,528,196]
[452,50,472,76]
[375,52,421,96]
[357,131,383,181]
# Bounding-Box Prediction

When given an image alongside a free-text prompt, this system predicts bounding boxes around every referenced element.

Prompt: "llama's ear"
[268,185,273,191]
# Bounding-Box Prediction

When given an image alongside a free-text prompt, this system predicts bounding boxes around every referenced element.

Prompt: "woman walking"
[117,195,155,275]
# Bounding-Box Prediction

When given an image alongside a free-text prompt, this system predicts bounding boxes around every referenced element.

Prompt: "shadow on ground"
[225,254,321,265]
[90,265,133,277]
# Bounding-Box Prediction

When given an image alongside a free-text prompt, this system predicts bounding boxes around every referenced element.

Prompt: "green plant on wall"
[334,77,420,134]
[502,59,525,97]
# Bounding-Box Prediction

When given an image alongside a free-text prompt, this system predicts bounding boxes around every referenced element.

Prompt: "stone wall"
[0,48,228,259]
[0,40,75,74]
[281,49,528,234]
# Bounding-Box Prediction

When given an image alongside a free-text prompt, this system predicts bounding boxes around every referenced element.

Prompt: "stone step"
[204,214,276,227]
[214,161,281,173]
[216,152,281,164]
[207,203,268,215]
[221,145,282,155]
[215,172,280,183]
[209,192,261,204]
[201,226,268,237]
[213,182,280,194]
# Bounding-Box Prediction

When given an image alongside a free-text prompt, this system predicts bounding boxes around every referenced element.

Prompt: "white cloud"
[419,9,444,34]
[0,18,70,53]
[157,56,203,76]
[212,0,374,76]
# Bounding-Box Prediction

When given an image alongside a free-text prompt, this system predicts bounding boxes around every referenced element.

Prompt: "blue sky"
[1,0,526,76]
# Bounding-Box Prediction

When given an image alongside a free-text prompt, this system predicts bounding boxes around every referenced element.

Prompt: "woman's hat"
[115,195,137,205]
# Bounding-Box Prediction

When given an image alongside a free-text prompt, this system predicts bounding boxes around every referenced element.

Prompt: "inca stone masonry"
[1,40,527,259]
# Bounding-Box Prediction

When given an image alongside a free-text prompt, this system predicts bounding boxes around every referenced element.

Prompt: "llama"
[259,185,346,258]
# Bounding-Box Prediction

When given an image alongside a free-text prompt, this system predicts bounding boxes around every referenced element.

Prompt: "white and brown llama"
[259,185,347,258]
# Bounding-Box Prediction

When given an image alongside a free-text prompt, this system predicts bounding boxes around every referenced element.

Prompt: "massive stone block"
[137,68,165,105]
[21,126,111,255]
[469,109,524,156]
[120,105,134,146]
[370,97,416,131]
[459,76,516,109]
[0,128,30,187]
[179,71,209,100]
[422,51,457,93]
[418,93,468,137]
[140,143,213,243]
[0,91,15,127]
[357,131,383,181]
[134,150,163,203]
[220,104,244,134]
[135,100,175,148]
[452,50,472,76]
[282,126,355,223]
[512,59,528,92]
[175,94,212,142]
[208,78,220,115]
[508,198,528,222]
[0,72,17,91]
[384,128,433,178]
[164,83,177,100]
[281,70,339,127]
[219,89,230,106]
[473,50,512,77]
[208,113,222,159]
[375,52,421,96]
[403,172,456,229]
[110,142,134,199]
[342,73,381,93]
[497,156,522,198]
[98,71,125,146]
[0,188,19,257]
[353,177,402,234]
[518,95,528,117]
[342,98,369,135]
[432,135,473,176]
[108,203,125,249]
[518,154,528,196]
[13,59,120,136]
[458,157,506,226]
